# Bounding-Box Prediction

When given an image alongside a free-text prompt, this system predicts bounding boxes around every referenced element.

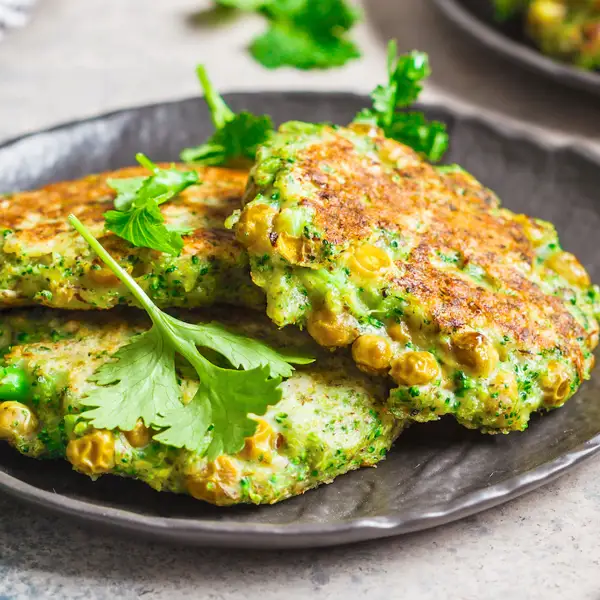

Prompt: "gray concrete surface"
[1,1,600,598]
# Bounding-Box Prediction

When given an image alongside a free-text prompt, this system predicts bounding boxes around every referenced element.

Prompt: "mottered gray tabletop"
[0,1,599,599]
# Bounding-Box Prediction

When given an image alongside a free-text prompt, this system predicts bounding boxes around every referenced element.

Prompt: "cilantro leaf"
[215,0,270,10]
[180,65,273,167]
[213,0,362,70]
[80,328,181,431]
[250,21,360,70]
[387,113,450,164]
[104,153,200,255]
[154,361,282,457]
[354,40,449,163]
[68,216,314,459]
[173,320,314,378]
[106,177,146,211]
[104,200,185,256]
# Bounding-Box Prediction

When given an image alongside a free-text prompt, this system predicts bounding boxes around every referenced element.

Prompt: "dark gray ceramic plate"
[432,0,600,97]
[0,93,599,549]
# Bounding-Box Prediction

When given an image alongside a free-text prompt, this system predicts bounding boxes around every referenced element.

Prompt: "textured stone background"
[1,1,600,598]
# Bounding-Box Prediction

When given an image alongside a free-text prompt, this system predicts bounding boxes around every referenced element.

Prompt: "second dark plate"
[432,0,600,97]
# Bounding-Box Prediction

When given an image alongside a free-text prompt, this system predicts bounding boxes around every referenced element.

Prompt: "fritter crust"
[235,122,599,433]
[0,165,263,310]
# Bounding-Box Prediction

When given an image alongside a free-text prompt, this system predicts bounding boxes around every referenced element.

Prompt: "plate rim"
[1,433,599,548]
[1,91,600,549]
[431,0,600,97]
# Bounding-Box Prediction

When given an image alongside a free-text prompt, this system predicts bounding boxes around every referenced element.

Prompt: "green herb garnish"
[68,215,313,459]
[104,154,199,255]
[354,40,449,162]
[214,0,361,70]
[180,65,273,167]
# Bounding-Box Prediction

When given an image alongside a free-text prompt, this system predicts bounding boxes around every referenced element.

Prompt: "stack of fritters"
[0,123,598,506]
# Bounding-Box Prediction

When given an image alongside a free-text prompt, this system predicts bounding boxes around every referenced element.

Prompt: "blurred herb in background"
[213,0,362,70]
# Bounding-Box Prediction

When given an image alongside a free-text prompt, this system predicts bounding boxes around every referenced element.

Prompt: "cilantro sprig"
[68,215,313,459]
[104,154,200,255]
[213,0,362,70]
[354,40,449,163]
[180,65,273,167]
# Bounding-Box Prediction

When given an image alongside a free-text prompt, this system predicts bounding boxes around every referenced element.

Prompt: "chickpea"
[87,265,121,287]
[235,203,277,254]
[546,251,590,288]
[390,351,440,386]
[239,419,276,463]
[123,420,152,448]
[186,456,239,505]
[307,309,357,348]
[541,361,571,406]
[388,321,411,344]
[0,401,37,440]
[452,332,499,377]
[349,244,392,279]
[66,430,115,475]
[352,335,393,375]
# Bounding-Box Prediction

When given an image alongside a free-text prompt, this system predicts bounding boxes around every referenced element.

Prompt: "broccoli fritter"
[232,121,599,433]
[0,165,262,310]
[0,307,401,506]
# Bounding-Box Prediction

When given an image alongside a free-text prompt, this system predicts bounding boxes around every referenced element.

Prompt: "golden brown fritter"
[233,121,599,433]
[0,307,400,505]
[0,165,263,310]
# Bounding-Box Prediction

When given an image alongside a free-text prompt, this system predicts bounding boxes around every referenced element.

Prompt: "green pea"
[0,366,30,401]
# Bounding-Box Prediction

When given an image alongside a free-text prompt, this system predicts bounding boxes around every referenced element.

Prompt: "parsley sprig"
[69,215,313,459]
[213,0,362,70]
[354,40,449,162]
[180,65,273,167]
[104,154,199,255]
